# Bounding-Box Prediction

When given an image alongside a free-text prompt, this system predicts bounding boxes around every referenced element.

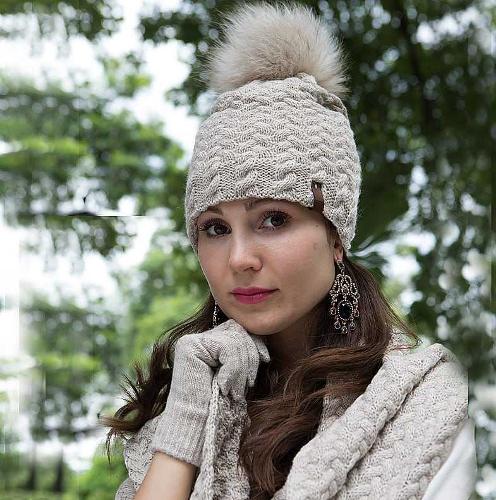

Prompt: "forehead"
[201,197,294,215]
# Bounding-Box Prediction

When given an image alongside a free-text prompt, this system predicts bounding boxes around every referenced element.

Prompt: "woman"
[100,2,476,499]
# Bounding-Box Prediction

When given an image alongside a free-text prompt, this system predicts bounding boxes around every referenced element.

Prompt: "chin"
[232,314,282,336]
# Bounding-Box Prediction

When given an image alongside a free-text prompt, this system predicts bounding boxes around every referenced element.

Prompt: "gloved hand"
[150,318,270,467]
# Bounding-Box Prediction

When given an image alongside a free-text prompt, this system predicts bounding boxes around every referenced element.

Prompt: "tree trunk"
[52,447,64,492]
[24,441,37,491]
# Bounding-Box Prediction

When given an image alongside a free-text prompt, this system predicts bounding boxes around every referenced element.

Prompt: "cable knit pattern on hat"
[116,334,470,499]
[185,73,361,253]
[184,2,362,254]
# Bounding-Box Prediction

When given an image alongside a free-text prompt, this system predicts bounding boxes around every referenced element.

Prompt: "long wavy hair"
[99,221,421,498]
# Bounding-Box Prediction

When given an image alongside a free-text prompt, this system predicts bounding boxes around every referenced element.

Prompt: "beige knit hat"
[184,1,361,254]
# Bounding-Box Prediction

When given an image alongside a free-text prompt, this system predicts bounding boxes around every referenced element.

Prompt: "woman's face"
[196,196,343,363]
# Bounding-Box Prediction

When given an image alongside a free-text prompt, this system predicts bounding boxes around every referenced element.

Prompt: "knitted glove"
[150,318,270,467]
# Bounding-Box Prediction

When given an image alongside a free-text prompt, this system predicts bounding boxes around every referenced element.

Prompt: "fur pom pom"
[201,1,349,97]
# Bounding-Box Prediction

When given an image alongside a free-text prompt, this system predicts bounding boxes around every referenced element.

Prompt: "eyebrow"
[202,198,283,215]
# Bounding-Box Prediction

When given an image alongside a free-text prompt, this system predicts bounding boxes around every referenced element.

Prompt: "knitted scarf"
[118,334,467,500]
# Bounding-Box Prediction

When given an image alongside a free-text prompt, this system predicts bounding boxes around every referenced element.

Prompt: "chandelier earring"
[328,259,360,334]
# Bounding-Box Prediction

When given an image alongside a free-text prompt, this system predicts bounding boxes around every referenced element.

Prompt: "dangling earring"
[212,301,219,327]
[328,259,360,334]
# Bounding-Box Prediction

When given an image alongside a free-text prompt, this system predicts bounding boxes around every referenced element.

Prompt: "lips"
[232,287,277,296]
[233,289,277,304]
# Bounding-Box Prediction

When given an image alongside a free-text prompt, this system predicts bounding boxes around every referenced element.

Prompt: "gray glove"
[150,318,270,467]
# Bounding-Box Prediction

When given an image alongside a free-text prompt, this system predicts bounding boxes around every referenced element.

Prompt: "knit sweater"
[115,334,473,499]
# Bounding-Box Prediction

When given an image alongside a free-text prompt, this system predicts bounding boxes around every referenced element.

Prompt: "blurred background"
[0,0,493,498]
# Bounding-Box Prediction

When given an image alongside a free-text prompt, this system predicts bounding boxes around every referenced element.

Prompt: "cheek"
[198,248,221,287]
[274,229,333,285]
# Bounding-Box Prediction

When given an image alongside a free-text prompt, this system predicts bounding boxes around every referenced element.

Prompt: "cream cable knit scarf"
[117,334,468,499]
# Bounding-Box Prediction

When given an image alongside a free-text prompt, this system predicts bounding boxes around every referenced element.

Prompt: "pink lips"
[232,287,276,295]
[232,290,277,304]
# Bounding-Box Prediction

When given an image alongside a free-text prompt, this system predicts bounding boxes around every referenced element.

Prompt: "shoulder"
[387,341,468,421]
[422,417,477,500]
[122,415,162,491]
[115,477,136,500]
[385,339,468,399]
[384,343,470,496]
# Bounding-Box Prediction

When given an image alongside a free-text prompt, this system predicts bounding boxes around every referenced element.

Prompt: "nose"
[228,233,263,272]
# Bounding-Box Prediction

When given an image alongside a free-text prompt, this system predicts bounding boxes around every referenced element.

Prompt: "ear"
[333,235,344,261]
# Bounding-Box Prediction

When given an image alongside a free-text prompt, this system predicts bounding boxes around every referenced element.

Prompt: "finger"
[228,326,264,390]
[246,335,260,387]
[251,334,271,363]
[226,328,250,399]
[218,358,246,400]
[217,364,230,397]
[193,335,223,368]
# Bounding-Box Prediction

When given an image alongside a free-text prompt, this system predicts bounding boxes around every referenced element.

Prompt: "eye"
[260,210,288,230]
[198,210,291,239]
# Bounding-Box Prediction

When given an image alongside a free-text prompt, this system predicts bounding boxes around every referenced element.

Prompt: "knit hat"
[184,1,361,254]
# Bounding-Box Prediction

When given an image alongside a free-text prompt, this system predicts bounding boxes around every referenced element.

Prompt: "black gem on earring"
[338,300,352,320]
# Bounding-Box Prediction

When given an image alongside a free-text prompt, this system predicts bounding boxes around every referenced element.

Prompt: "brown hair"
[99,223,421,498]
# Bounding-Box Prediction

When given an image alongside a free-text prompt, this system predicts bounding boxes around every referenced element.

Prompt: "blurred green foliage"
[0,0,122,40]
[0,0,493,498]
